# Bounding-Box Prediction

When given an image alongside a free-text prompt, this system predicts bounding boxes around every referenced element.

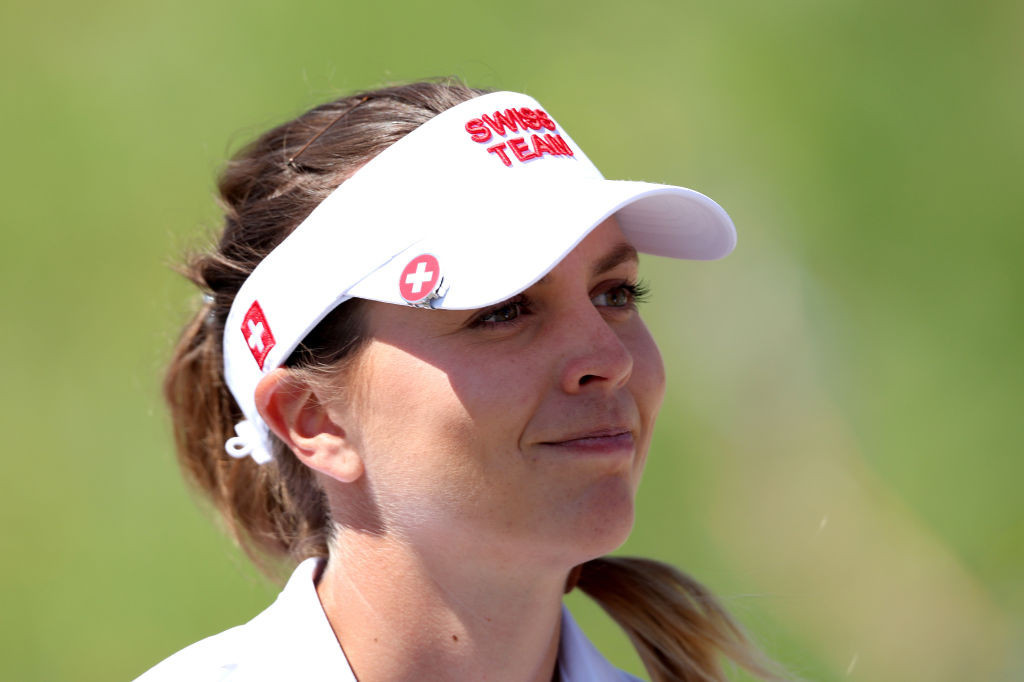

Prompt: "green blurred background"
[1,0,1021,679]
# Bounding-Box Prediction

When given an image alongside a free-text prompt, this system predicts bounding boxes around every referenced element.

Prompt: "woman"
[144,81,780,681]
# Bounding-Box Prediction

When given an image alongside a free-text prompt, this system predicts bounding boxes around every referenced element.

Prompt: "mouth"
[540,428,636,456]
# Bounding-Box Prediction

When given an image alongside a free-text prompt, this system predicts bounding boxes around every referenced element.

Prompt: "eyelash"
[470,281,651,328]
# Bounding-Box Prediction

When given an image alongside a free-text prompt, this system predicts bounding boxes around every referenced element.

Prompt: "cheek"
[442,350,543,433]
[630,324,667,419]
[342,342,534,527]
[626,323,667,475]
[340,346,453,493]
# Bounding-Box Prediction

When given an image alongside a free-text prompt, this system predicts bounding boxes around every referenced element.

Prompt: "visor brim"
[345,179,736,310]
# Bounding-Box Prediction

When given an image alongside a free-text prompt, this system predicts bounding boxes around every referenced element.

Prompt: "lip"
[539,428,636,456]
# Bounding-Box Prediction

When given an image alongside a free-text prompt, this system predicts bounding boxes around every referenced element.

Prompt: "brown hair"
[165,79,781,682]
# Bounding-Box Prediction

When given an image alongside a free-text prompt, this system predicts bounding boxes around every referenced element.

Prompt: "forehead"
[533,240,639,288]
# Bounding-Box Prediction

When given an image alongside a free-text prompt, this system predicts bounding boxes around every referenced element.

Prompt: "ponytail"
[163,278,334,575]
[577,557,783,682]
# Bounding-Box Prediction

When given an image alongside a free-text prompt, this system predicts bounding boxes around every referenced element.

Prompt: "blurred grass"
[1,0,1021,680]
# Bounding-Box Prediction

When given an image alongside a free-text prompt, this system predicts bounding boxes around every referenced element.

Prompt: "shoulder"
[134,586,304,682]
[135,558,355,682]
[134,621,252,682]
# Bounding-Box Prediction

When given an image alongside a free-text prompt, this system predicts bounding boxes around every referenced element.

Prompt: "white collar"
[139,558,640,681]
[263,558,638,680]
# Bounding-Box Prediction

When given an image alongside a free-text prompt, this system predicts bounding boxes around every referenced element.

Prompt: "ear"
[254,368,364,484]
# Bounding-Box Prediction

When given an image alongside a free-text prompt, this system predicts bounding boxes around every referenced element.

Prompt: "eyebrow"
[535,241,639,286]
[592,241,639,277]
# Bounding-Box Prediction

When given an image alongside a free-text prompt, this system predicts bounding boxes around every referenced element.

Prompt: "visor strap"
[224,419,273,465]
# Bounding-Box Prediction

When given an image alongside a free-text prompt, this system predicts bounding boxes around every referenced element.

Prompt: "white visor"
[223,91,736,463]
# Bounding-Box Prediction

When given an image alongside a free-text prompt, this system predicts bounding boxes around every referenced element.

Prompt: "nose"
[557,304,634,395]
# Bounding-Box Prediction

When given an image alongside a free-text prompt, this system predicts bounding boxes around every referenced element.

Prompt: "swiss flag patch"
[399,254,440,304]
[241,301,275,369]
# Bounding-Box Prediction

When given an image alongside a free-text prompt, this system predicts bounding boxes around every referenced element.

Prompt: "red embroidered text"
[465,108,574,166]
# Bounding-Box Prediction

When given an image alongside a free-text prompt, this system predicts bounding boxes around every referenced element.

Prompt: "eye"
[471,295,530,327]
[592,281,650,308]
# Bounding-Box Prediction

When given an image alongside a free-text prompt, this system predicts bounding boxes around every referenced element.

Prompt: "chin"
[567,475,638,561]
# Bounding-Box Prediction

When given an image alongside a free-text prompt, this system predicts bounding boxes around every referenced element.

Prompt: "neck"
[316,530,567,682]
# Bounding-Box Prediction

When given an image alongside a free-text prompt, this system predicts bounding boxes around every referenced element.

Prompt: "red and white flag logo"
[399,254,440,304]
[242,301,275,369]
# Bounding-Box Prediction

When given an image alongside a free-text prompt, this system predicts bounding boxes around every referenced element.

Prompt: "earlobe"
[254,369,364,483]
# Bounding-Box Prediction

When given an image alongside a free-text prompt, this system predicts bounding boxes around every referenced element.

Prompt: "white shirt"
[137,558,643,681]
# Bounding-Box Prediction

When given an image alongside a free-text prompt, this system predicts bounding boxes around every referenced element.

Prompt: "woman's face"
[326,217,666,571]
